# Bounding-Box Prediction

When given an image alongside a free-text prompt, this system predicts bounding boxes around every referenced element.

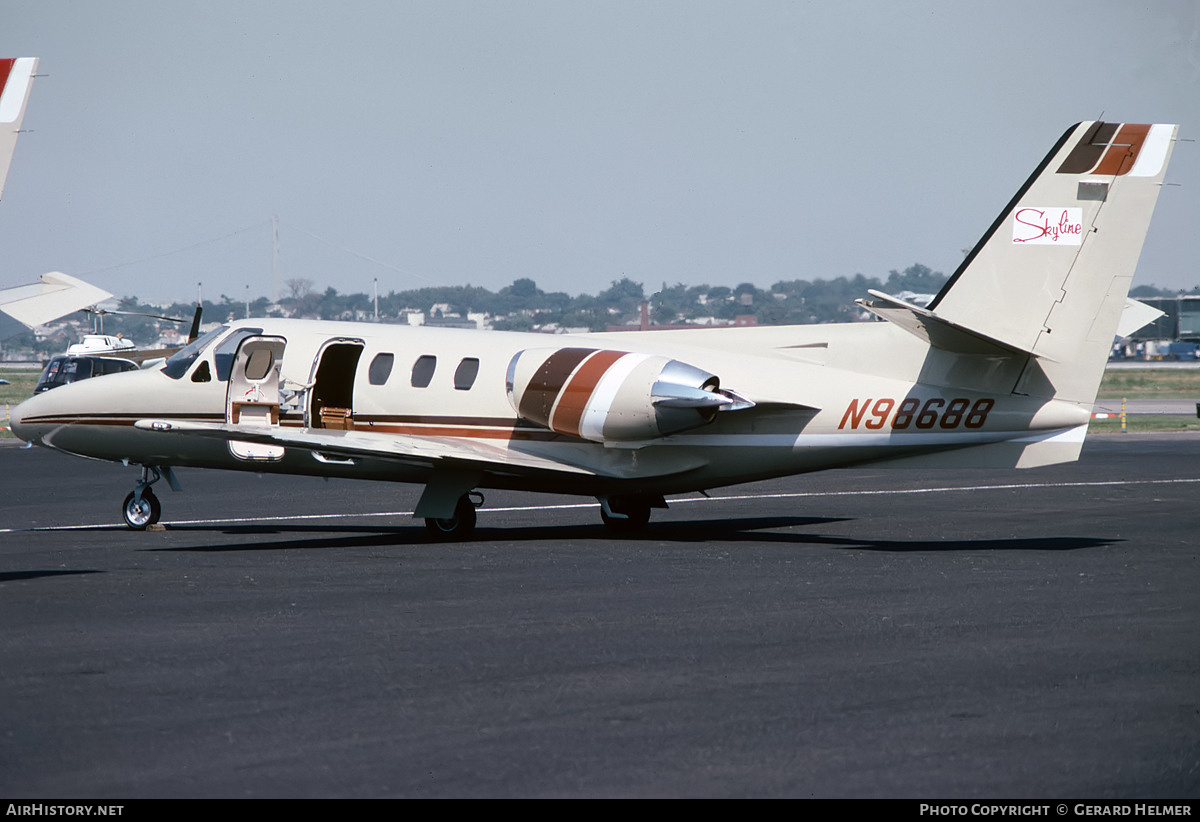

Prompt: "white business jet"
[9,121,1180,536]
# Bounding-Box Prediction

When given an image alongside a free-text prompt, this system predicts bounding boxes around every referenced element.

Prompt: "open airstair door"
[226,335,287,461]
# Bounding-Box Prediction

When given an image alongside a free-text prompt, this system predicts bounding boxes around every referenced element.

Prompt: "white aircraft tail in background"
[0,58,117,340]
[0,57,38,202]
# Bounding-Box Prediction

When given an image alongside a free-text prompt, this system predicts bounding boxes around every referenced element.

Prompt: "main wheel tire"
[600,498,652,532]
[122,489,161,530]
[424,495,477,540]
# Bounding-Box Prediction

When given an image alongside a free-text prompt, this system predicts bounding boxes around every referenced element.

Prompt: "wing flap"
[133,419,608,478]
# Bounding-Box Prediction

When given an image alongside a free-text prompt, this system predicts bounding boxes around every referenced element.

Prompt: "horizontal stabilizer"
[1117,298,1165,339]
[857,289,1041,359]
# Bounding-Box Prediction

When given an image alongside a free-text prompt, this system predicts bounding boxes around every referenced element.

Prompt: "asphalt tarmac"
[0,436,1197,798]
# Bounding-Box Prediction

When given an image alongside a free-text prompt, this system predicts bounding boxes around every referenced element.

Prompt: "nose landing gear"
[122,488,161,530]
[121,465,180,530]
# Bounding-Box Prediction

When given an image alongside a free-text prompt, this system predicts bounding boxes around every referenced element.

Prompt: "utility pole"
[272,215,281,303]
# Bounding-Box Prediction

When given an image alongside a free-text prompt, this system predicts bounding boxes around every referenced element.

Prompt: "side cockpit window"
[191,361,212,383]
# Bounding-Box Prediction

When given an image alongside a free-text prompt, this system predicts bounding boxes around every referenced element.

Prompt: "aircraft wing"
[0,271,114,341]
[132,418,615,479]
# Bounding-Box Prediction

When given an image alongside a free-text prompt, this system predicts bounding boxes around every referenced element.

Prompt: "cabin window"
[453,358,480,390]
[244,348,274,381]
[411,355,437,388]
[368,353,395,385]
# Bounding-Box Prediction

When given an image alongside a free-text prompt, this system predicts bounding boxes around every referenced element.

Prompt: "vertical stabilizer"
[0,57,38,202]
[927,122,1177,404]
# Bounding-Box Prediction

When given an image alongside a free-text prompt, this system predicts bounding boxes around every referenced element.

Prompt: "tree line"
[9,263,953,356]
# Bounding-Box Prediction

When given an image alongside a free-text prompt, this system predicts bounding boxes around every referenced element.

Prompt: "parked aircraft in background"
[28,305,205,395]
[1,58,122,341]
[66,304,206,365]
[10,121,1180,535]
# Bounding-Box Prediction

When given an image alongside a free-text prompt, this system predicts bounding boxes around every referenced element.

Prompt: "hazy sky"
[1,1,1198,306]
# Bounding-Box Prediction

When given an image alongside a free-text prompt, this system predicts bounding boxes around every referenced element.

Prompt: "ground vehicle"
[33,355,138,393]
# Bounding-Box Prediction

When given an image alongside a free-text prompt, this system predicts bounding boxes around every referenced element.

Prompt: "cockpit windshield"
[212,328,264,381]
[161,325,228,380]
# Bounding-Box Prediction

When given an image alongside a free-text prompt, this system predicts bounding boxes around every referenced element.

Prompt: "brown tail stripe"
[1057,121,1151,176]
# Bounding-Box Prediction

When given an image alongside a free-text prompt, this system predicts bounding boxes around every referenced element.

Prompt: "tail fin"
[864,122,1177,405]
[933,122,1177,403]
[0,57,38,202]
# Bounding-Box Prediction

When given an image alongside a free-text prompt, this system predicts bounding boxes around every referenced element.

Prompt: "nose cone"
[9,390,39,442]
[7,366,164,452]
[9,382,65,444]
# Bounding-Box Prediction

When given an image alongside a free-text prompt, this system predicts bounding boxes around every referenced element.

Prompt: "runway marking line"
[4,476,1200,533]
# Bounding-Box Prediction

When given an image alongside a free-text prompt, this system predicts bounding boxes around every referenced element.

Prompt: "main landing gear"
[598,495,661,532]
[121,465,179,530]
[424,492,484,540]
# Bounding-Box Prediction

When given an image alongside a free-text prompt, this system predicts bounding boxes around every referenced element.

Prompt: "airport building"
[1116,296,1200,360]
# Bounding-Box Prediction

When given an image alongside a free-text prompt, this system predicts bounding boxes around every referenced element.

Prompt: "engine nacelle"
[506,347,750,443]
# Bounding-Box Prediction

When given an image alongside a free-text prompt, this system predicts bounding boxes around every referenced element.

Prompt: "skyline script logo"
[1011,207,1084,245]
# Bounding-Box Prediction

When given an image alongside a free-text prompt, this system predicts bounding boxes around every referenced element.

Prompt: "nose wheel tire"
[122,489,161,530]
[424,494,478,540]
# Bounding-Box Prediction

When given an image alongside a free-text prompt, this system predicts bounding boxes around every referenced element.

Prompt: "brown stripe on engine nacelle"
[549,349,626,437]
[517,347,595,427]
